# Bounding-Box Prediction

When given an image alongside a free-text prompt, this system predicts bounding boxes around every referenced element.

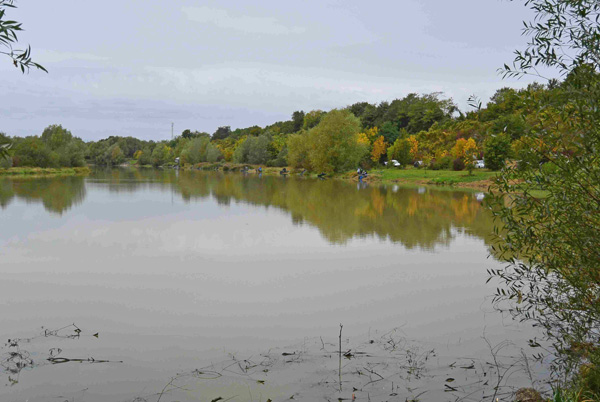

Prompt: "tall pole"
[171,122,174,140]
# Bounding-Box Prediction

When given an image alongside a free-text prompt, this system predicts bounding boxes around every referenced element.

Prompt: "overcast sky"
[1,0,549,141]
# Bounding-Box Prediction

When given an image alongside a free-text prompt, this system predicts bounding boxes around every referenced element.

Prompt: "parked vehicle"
[475,160,485,168]
[384,159,401,167]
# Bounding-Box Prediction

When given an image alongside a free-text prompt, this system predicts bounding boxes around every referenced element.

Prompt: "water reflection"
[0,168,533,402]
[104,169,496,249]
[0,176,86,214]
[2,168,494,249]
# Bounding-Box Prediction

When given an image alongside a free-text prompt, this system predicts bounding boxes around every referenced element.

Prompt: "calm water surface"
[0,169,540,401]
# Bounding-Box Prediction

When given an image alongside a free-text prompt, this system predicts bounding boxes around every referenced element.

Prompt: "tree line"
[0,83,575,173]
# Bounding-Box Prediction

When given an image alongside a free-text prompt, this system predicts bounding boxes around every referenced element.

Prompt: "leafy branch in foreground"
[489,0,600,396]
[0,136,10,161]
[0,0,46,73]
[501,0,600,79]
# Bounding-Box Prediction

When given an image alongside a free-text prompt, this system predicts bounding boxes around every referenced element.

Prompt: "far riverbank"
[179,162,497,189]
[0,164,496,190]
[0,166,91,177]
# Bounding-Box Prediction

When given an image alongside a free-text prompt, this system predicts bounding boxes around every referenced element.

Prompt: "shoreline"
[180,162,497,190]
[0,164,496,190]
[0,167,91,177]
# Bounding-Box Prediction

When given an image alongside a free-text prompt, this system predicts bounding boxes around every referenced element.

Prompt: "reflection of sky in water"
[0,170,536,402]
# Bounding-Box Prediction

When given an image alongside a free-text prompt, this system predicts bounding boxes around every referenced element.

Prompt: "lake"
[0,169,544,402]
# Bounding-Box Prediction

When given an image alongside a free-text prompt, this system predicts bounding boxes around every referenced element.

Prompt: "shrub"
[429,155,452,170]
[483,133,512,170]
[453,158,465,171]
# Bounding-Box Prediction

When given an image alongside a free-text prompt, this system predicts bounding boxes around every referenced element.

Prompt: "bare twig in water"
[156,374,177,402]
[339,323,343,392]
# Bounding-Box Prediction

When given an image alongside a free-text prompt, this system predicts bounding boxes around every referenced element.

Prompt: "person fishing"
[358,168,368,182]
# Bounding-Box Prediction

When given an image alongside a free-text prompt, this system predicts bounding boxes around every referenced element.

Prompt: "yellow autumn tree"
[371,136,387,164]
[218,143,234,162]
[363,127,380,143]
[407,135,419,161]
[452,138,468,159]
[462,138,478,174]
[357,132,371,148]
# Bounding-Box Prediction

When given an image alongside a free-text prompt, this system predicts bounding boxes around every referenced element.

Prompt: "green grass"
[0,167,91,177]
[371,167,497,186]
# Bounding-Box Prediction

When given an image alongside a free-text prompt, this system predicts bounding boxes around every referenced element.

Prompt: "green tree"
[387,138,411,166]
[306,109,367,173]
[246,134,272,165]
[181,129,209,140]
[490,0,600,391]
[180,136,210,165]
[205,143,223,163]
[58,140,86,167]
[138,147,153,166]
[212,126,232,140]
[12,136,57,167]
[87,141,110,166]
[292,110,305,132]
[108,144,125,165]
[232,136,249,163]
[286,133,310,169]
[270,144,288,167]
[302,110,325,130]
[41,125,73,150]
[380,121,399,144]
[151,143,173,167]
[483,133,511,170]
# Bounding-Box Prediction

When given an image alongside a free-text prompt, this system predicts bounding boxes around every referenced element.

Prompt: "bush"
[429,155,452,170]
[12,136,58,167]
[453,158,465,171]
[580,355,600,397]
[206,143,223,163]
[483,133,511,170]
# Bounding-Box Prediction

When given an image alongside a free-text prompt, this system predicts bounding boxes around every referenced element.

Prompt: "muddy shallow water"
[0,169,546,401]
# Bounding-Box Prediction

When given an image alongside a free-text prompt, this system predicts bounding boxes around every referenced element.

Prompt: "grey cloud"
[182,6,306,35]
[1,0,553,141]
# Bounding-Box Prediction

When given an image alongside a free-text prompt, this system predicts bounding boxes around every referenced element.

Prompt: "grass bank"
[368,168,497,189]
[0,166,91,177]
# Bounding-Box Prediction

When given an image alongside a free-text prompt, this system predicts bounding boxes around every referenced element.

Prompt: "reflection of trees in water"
[0,176,86,215]
[0,169,495,248]
[169,170,494,249]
